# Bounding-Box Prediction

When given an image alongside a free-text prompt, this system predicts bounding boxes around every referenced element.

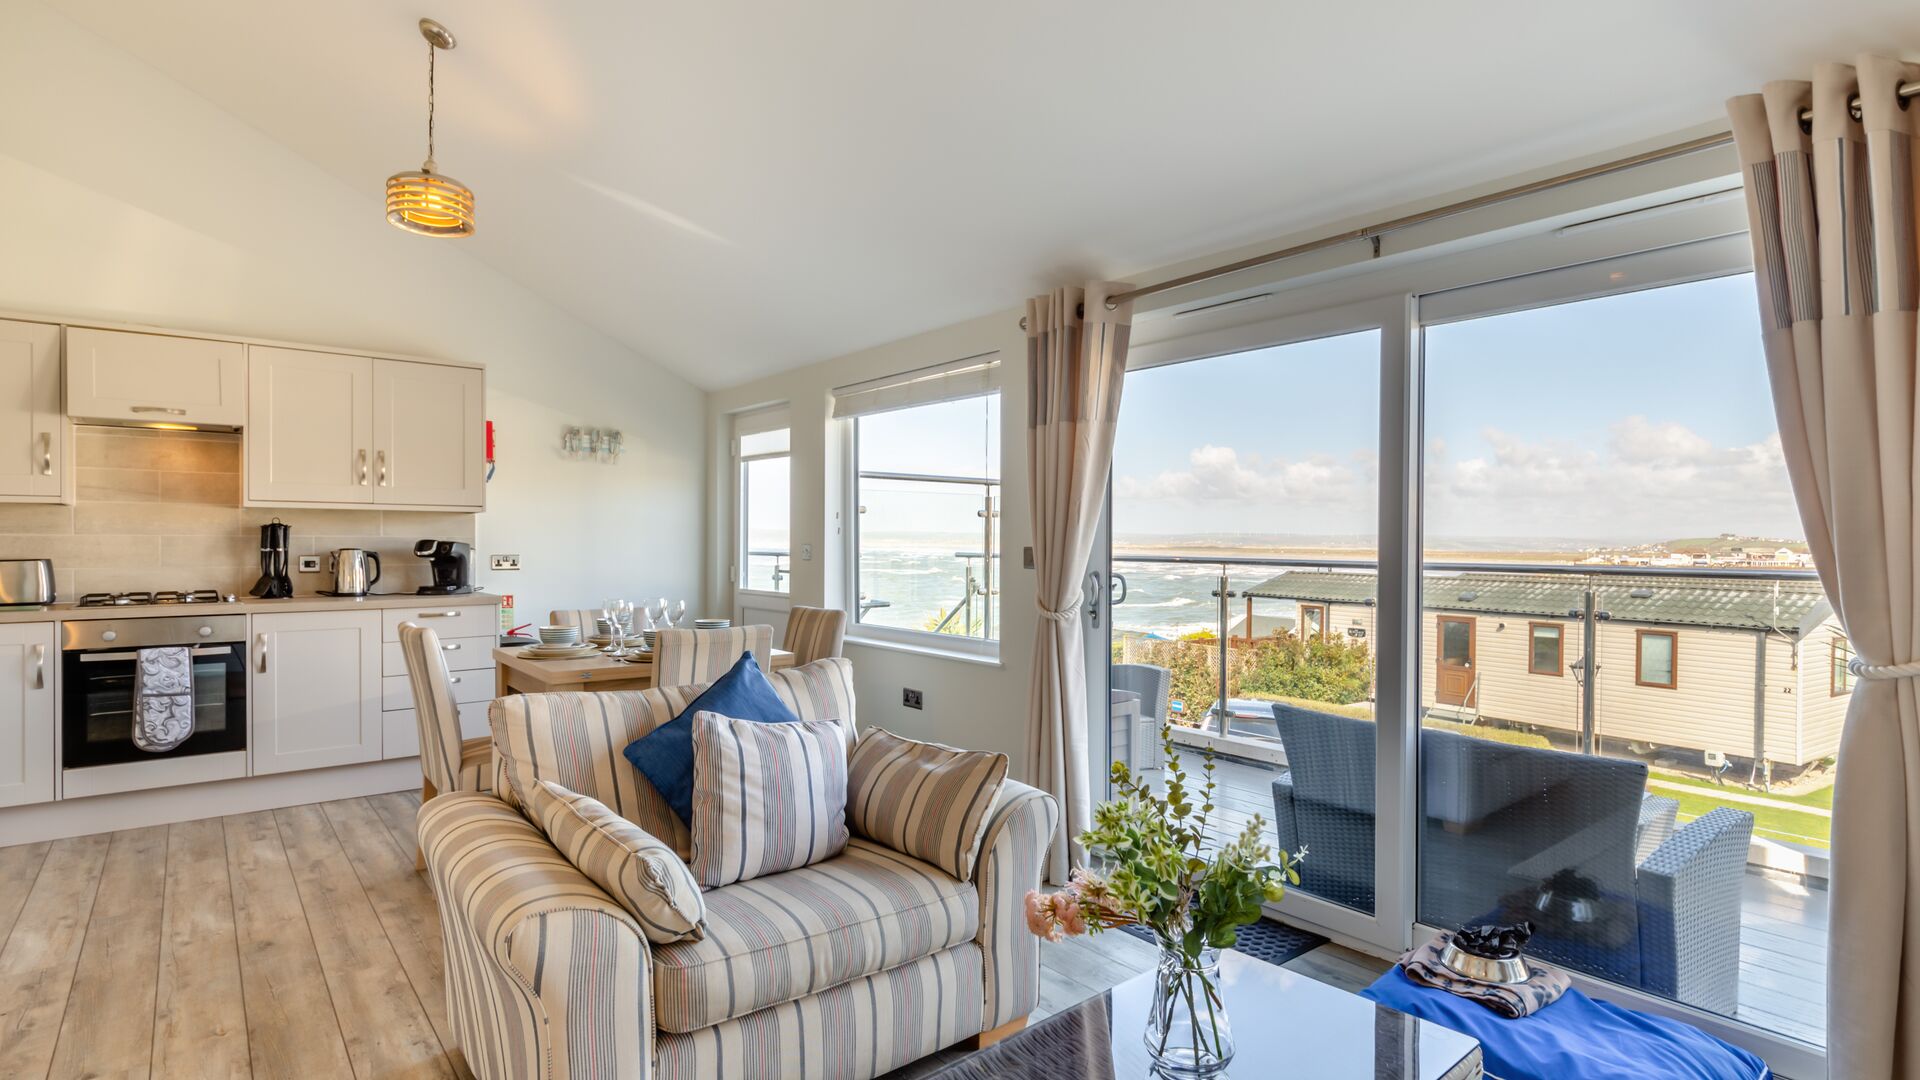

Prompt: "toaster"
[0,558,55,606]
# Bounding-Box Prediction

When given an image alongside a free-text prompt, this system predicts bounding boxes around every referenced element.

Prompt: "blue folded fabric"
[623,651,801,823]
[1363,968,1770,1080]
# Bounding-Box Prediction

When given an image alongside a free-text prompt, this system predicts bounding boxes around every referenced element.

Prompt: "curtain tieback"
[1038,597,1082,623]
[1847,656,1920,680]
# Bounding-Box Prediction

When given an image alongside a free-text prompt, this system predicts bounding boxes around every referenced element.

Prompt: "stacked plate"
[693,618,730,629]
[641,629,660,650]
[538,624,582,645]
[521,642,600,660]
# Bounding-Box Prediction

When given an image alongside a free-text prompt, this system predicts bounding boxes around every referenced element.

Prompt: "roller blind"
[830,351,1000,420]
[733,405,790,457]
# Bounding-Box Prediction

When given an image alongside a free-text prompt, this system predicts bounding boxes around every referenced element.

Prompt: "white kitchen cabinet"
[373,359,485,508]
[251,609,382,775]
[0,622,56,808]
[245,345,375,505]
[66,327,246,428]
[0,319,67,503]
[245,347,485,511]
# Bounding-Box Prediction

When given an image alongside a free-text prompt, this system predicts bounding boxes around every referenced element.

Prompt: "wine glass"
[669,600,687,628]
[599,600,625,656]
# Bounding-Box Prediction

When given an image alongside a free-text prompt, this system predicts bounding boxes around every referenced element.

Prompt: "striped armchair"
[653,625,774,685]
[421,658,1057,1080]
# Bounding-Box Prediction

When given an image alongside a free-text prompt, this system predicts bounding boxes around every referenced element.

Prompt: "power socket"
[489,554,521,571]
[296,555,321,573]
[902,688,924,710]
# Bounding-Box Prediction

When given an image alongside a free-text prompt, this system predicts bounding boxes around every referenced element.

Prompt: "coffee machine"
[414,540,474,594]
[250,519,293,599]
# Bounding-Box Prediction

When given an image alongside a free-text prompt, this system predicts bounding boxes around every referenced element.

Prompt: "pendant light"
[385,18,475,237]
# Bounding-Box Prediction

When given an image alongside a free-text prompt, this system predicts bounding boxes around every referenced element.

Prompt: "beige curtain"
[1730,56,1920,1078]
[1026,282,1133,883]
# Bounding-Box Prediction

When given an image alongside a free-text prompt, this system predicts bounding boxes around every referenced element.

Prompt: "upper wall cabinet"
[0,319,68,503]
[66,327,246,428]
[245,346,485,510]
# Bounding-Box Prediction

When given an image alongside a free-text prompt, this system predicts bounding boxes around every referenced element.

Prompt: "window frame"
[733,415,792,599]
[1298,602,1328,641]
[844,391,1003,662]
[1527,621,1564,677]
[1635,628,1679,689]
[1832,636,1854,697]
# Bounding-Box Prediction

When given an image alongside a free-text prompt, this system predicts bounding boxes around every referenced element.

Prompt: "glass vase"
[1144,944,1234,1077]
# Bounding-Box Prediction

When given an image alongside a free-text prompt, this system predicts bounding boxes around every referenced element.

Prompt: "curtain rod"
[1017,78,1920,330]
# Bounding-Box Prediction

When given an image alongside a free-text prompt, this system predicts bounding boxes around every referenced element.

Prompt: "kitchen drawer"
[383,699,490,761]
[381,603,495,641]
[382,634,494,675]
[382,669,492,711]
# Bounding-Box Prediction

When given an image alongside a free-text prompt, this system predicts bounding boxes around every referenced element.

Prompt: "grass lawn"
[1650,768,1836,810]
[1661,787,1831,850]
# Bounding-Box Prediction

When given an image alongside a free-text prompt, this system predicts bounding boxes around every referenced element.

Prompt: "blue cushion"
[623,651,800,823]
[1362,968,1770,1080]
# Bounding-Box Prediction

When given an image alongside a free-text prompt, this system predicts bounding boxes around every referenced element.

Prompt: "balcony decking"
[1128,747,1828,1048]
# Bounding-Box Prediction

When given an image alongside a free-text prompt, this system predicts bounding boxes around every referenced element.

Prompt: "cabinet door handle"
[442,642,461,651]
[40,432,52,476]
[449,676,462,684]
[31,644,44,691]
[130,406,188,416]
[358,449,369,485]
[377,450,389,486]
[419,611,460,618]
[258,635,269,674]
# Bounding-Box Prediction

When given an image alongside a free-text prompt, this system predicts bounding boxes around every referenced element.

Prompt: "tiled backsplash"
[0,427,476,600]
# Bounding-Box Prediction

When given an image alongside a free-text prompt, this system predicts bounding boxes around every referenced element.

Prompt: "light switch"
[801,543,814,561]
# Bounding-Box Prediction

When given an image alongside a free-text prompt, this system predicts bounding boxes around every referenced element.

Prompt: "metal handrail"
[1112,552,1819,582]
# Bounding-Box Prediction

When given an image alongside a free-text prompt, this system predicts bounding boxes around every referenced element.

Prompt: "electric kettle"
[327,548,382,597]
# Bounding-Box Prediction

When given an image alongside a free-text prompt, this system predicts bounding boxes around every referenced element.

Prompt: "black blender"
[250,518,294,598]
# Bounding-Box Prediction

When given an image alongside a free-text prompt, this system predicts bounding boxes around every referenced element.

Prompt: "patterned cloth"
[652,837,977,1032]
[654,625,774,686]
[1399,933,1570,1019]
[689,711,849,887]
[782,605,848,665]
[132,646,194,752]
[847,728,1008,881]
[398,622,475,797]
[526,780,705,944]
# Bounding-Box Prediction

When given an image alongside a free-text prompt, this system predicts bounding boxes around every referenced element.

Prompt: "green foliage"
[1078,726,1302,961]
[1115,630,1374,723]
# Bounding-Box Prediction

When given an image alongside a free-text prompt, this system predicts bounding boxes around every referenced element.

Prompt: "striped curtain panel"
[1729,56,1920,1080]
[1025,282,1133,882]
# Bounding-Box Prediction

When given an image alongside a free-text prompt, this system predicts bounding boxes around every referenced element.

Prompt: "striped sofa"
[419,658,1060,1080]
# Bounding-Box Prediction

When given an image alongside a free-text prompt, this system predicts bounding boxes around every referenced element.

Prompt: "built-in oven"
[61,614,249,796]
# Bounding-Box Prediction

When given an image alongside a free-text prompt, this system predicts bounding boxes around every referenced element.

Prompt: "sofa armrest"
[420,792,654,1080]
[973,778,1059,1029]
[1634,806,1753,1015]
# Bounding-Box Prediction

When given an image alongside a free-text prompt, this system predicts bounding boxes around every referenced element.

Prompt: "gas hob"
[75,589,238,608]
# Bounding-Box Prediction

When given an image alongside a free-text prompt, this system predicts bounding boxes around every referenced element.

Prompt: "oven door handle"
[76,645,235,663]
[32,644,44,690]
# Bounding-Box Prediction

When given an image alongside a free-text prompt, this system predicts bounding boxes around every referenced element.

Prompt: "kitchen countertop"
[0,591,500,625]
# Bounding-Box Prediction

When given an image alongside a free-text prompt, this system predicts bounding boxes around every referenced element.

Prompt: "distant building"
[1241,570,1846,771]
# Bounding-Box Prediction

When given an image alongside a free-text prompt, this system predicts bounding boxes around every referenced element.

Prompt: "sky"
[1111,272,1803,547]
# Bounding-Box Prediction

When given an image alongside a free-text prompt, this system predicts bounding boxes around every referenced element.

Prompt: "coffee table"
[927,950,1481,1078]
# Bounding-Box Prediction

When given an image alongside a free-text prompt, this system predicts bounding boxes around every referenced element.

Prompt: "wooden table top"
[492,644,795,688]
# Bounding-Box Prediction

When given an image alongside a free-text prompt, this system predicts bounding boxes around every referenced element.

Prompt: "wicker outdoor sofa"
[1267,704,1754,1014]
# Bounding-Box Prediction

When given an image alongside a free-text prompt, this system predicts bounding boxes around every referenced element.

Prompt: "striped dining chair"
[397,622,494,868]
[654,625,774,687]
[782,605,847,665]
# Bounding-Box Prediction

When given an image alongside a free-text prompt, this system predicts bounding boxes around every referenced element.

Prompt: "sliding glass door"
[1416,238,1829,1053]
[1095,298,1414,948]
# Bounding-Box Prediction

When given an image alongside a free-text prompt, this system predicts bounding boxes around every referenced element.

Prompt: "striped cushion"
[765,656,856,726]
[655,944,984,1079]
[652,838,978,1033]
[526,780,705,944]
[690,712,849,887]
[848,728,1008,881]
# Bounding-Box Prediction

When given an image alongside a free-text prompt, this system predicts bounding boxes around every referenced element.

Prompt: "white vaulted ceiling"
[43,0,1920,388]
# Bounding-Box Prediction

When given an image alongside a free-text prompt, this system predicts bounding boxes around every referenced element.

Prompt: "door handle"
[130,406,187,416]
[1083,571,1103,629]
[358,448,369,485]
[1110,573,1128,606]
[258,635,269,674]
[31,644,44,690]
[377,450,389,487]
[40,432,52,476]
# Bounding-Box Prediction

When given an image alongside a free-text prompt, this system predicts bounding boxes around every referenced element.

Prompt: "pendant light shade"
[387,19,474,238]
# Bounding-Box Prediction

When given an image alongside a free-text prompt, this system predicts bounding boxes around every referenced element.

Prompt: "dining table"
[492,644,796,696]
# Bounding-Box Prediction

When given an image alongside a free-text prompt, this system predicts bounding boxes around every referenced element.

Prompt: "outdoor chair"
[1111,663,1172,772]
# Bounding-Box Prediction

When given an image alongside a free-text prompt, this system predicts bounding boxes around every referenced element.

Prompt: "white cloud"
[1116,444,1374,507]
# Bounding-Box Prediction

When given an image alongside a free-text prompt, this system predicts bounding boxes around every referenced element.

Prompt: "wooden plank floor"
[0,792,1385,1080]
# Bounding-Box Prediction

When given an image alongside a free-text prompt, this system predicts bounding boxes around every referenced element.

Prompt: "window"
[836,354,1000,652]
[735,409,790,593]
[1636,629,1677,688]
[1833,636,1854,696]
[1528,622,1563,676]
[1299,603,1327,640]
